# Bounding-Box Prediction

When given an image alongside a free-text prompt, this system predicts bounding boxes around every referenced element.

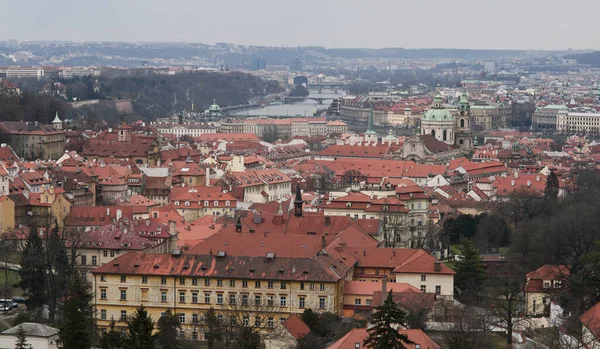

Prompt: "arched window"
[460,119,465,128]
[443,130,447,141]
[431,130,436,138]
[459,139,464,145]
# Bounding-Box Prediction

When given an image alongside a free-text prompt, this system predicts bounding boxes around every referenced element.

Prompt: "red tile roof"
[581,302,600,341]
[282,314,311,340]
[326,328,440,349]
[92,252,346,283]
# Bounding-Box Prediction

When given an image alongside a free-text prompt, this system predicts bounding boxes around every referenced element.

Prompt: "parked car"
[11,297,25,304]
[0,300,12,312]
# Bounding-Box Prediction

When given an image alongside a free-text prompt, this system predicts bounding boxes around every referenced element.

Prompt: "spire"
[365,103,376,135]
[294,184,303,217]
[52,111,61,124]
[235,216,242,233]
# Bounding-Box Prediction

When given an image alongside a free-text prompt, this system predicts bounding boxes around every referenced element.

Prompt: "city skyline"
[3,0,599,51]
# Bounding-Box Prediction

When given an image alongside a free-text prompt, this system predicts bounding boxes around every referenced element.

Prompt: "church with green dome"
[205,100,222,116]
[421,92,473,150]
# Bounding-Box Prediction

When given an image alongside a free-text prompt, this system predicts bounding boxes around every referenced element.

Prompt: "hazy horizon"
[3,0,599,51]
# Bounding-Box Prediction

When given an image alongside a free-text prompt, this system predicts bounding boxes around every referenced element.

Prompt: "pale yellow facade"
[0,196,15,233]
[92,273,342,340]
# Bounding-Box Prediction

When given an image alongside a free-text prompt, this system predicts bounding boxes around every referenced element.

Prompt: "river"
[234,89,344,117]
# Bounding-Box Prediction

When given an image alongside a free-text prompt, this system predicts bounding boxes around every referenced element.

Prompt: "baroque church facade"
[420,92,473,151]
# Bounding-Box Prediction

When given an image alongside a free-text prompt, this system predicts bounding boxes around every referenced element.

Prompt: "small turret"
[294,184,303,217]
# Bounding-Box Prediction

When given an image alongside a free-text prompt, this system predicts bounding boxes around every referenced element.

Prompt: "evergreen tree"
[15,325,31,349]
[100,318,125,349]
[454,239,486,301]
[364,292,413,349]
[45,219,70,323]
[59,272,95,349]
[205,308,222,349]
[301,309,323,337]
[545,170,559,199]
[156,309,180,349]
[18,224,47,310]
[125,305,156,349]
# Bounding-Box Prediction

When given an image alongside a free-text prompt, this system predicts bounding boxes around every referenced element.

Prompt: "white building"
[154,122,216,138]
[556,110,600,135]
[0,323,60,349]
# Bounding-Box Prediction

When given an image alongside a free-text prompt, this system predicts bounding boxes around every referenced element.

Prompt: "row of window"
[101,309,282,331]
[174,200,231,207]
[101,275,326,291]
[100,289,328,309]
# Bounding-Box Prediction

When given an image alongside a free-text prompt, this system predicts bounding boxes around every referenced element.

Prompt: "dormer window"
[184,201,190,206]
[346,202,352,207]
[543,281,550,289]
[174,201,180,206]
[214,201,219,206]
[204,201,209,206]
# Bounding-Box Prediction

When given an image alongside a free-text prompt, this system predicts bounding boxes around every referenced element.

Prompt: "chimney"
[363,249,366,257]
[514,170,519,179]
[205,167,210,187]
[116,209,122,221]
[235,216,242,233]
[106,207,110,216]
[321,235,326,249]
[169,220,177,236]
[434,261,441,272]
[145,219,151,227]
[536,175,540,182]
[511,180,515,186]
[324,216,331,226]
[527,180,531,187]
[382,277,387,295]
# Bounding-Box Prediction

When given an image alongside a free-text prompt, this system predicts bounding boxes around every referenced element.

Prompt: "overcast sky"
[3,0,598,50]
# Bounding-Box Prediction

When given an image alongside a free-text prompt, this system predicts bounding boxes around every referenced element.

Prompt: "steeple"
[294,184,303,217]
[365,103,376,135]
[235,216,242,233]
[52,111,62,130]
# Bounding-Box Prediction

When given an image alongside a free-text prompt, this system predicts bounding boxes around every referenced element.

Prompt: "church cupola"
[52,111,62,130]
[117,114,132,142]
[294,184,303,217]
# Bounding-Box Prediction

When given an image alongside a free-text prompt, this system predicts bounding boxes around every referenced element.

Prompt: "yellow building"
[0,120,66,160]
[0,196,15,232]
[525,264,569,316]
[12,187,71,227]
[91,252,345,340]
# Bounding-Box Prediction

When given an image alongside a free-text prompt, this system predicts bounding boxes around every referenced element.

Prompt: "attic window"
[346,202,352,207]
[134,264,140,268]
[266,253,275,260]
[153,264,159,269]
[183,263,190,269]
[217,251,227,258]
[201,265,208,271]
[249,268,256,273]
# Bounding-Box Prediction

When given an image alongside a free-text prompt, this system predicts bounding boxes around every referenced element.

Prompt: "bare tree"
[209,293,287,349]
[442,303,494,349]
[484,258,529,346]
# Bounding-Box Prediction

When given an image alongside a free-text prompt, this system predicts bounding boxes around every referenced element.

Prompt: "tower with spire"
[364,103,378,146]
[52,111,62,130]
[455,91,473,150]
[294,184,303,217]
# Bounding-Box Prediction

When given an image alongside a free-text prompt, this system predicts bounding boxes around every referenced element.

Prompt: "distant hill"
[564,51,600,65]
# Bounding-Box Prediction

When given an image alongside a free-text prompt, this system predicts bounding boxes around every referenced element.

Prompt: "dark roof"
[91,252,346,282]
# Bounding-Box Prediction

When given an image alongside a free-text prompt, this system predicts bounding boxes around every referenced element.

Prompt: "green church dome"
[422,92,454,121]
[423,108,454,121]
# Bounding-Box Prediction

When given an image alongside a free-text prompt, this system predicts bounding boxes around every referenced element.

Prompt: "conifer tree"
[59,272,95,349]
[454,238,485,301]
[364,291,413,349]
[545,170,559,199]
[100,317,125,349]
[15,325,31,349]
[18,224,47,310]
[125,305,156,349]
[205,307,222,349]
[156,309,180,349]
